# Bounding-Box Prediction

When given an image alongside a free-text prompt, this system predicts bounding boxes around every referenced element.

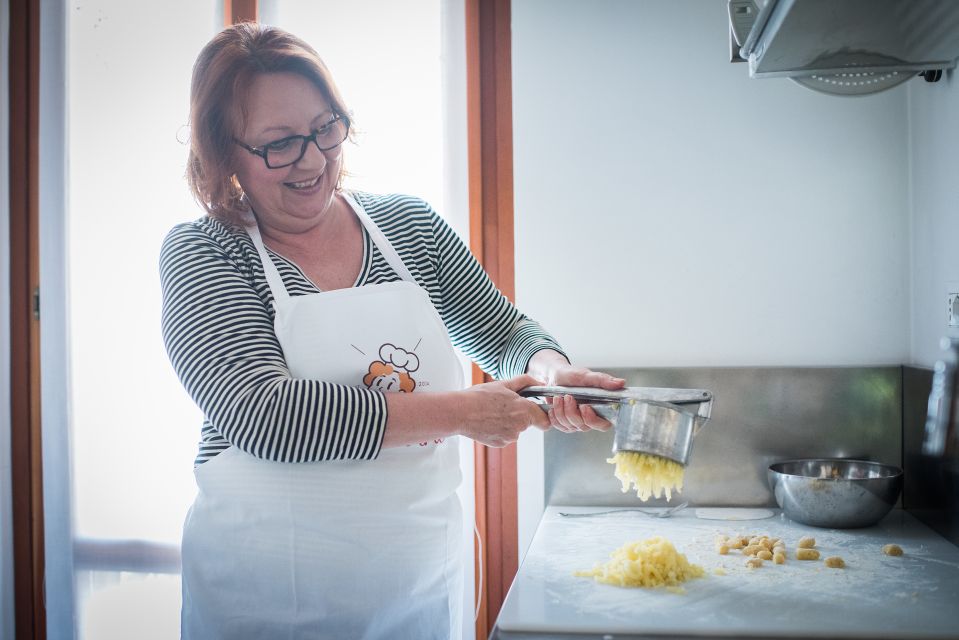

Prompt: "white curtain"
[39,0,76,637]
[41,1,471,638]
[44,1,218,638]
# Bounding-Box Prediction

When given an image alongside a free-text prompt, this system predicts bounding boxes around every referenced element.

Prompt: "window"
[62,1,467,638]
[263,0,445,208]
[68,2,218,637]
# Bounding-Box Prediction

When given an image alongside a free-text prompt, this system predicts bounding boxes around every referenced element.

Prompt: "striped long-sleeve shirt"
[160,191,565,466]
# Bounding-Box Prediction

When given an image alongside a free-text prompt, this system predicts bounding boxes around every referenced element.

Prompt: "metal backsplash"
[903,365,959,546]
[545,367,902,507]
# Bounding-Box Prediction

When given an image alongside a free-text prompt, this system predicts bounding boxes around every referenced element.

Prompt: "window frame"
[9,2,520,638]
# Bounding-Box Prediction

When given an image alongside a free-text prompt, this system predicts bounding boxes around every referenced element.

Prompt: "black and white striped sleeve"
[427,207,567,379]
[159,221,387,463]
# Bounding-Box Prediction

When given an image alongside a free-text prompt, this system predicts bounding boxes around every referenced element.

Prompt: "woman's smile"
[284,174,322,192]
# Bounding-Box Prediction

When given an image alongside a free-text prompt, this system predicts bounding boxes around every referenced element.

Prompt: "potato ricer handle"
[519,385,621,422]
[518,385,621,404]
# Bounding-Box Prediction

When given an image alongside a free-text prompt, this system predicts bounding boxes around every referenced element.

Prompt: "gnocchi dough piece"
[796,548,820,561]
[728,536,747,549]
[773,551,786,564]
[607,451,685,502]
[798,536,816,549]
[882,544,904,556]
[745,557,764,569]
[824,556,845,568]
[757,549,773,561]
[716,544,730,555]
[575,536,705,588]
[743,544,763,557]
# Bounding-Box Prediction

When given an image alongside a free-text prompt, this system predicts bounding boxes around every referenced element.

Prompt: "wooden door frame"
[9,0,44,637]
[466,0,517,637]
[223,0,257,25]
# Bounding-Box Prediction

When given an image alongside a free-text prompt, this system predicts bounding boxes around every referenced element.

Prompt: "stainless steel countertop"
[492,507,959,640]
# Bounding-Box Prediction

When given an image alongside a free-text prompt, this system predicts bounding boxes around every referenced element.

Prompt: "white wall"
[511,0,913,559]
[907,73,959,367]
[511,0,911,369]
[0,0,15,636]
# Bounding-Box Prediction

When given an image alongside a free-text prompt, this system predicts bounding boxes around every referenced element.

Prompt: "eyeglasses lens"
[266,118,349,168]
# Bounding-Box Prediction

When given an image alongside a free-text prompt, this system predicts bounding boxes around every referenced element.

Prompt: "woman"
[160,23,624,640]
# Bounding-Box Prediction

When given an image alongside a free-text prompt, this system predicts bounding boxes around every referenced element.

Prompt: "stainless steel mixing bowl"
[767,459,903,528]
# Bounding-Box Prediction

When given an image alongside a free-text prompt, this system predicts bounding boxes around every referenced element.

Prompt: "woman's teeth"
[286,175,320,189]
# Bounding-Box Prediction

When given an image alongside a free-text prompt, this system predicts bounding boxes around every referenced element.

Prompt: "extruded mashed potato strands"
[608,450,685,501]
[520,384,714,501]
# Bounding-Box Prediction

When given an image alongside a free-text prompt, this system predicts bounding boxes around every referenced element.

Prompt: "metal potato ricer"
[519,385,714,465]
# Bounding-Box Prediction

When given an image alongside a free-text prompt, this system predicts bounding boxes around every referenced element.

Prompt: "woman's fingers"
[496,369,621,435]
[551,366,625,390]
[581,404,612,431]
[504,373,543,393]
[549,394,590,432]
[529,402,551,429]
[547,402,572,433]
[549,397,612,432]
[563,395,587,431]
[584,371,626,390]
[528,364,624,434]
[459,376,557,446]
[499,374,550,428]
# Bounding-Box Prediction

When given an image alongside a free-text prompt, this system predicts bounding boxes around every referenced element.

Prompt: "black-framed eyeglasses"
[234,114,350,169]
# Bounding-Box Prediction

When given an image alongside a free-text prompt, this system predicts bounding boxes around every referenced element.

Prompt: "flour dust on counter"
[496,508,959,638]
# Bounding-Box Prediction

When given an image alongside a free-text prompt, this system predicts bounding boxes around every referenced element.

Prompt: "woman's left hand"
[546,365,626,433]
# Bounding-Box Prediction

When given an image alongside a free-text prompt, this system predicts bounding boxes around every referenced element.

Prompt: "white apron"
[181,193,465,640]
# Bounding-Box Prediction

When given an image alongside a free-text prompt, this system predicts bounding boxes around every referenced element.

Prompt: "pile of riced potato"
[575,536,705,591]
[715,533,905,569]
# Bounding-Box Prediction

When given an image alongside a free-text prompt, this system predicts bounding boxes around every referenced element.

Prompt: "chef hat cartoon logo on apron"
[362,342,421,393]
[359,341,443,447]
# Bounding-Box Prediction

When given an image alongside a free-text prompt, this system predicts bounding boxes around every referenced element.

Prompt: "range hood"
[728,0,959,96]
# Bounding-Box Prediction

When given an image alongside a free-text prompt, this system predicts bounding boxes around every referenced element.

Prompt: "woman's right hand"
[457,374,550,447]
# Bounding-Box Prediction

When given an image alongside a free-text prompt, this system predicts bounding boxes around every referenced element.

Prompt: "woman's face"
[233,72,343,233]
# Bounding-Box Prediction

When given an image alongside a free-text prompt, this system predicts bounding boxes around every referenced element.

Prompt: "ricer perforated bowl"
[519,385,713,465]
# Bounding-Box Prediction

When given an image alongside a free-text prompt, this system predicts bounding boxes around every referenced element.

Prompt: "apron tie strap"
[245,221,292,307]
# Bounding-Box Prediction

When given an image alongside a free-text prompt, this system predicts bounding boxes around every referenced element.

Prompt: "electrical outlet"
[949,292,959,328]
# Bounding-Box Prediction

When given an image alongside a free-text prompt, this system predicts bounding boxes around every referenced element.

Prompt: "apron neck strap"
[244,192,417,304]
[342,193,416,284]
[245,221,292,305]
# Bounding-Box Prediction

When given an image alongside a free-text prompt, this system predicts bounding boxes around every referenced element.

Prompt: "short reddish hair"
[186,23,352,225]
